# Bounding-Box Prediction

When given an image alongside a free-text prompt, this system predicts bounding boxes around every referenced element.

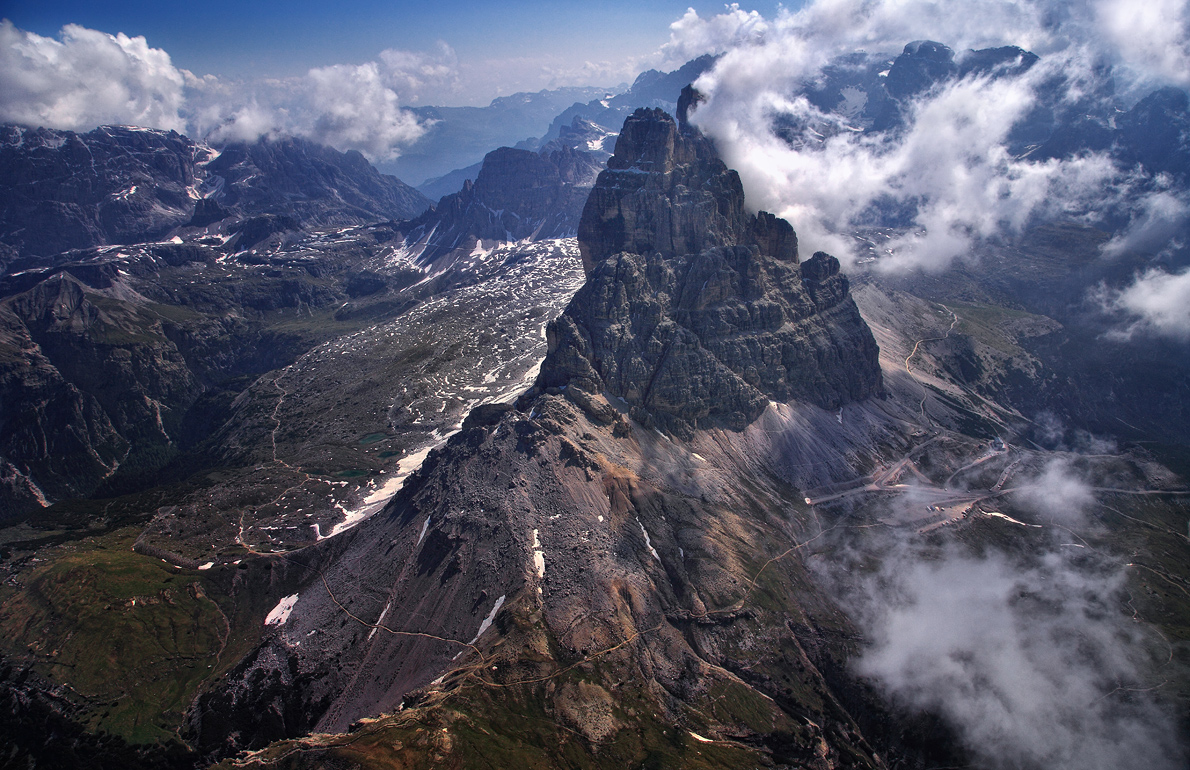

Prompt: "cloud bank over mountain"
[670,0,1190,338]
[0,19,455,161]
[816,458,1183,770]
[681,2,1185,263]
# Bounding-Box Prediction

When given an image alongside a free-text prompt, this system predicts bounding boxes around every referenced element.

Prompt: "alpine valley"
[0,28,1188,770]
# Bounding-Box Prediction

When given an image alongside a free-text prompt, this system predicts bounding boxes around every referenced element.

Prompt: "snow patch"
[532,528,546,578]
[265,593,299,626]
[984,511,1041,527]
[468,594,506,645]
[637,518,661,562]
[367,599,393,641]
[416,516,431,547]
[315,440,445,541]
[198,561,214,570]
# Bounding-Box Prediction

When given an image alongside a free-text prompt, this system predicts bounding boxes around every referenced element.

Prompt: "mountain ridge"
[0,124,431,270]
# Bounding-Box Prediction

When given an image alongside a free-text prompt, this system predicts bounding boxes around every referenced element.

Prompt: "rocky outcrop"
[0,125,198,260]
[402,144,603,262]
[958,45,1038,79]
[884,40,959,100]
[537,107,882,436]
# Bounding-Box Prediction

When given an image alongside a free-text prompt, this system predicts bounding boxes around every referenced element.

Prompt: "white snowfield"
[265,593,300,626]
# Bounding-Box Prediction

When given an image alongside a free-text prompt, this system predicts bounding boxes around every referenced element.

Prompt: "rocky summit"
[540,105,882,436]
[191,106,905,768]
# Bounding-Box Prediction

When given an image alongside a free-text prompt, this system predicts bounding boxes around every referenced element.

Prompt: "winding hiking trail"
[904,305,960,422]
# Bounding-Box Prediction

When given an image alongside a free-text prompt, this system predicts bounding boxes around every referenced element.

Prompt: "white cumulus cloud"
[670,1,1190,274]
[301,61,429,160]
[660,3,770,66]
[1100,266,1190,340]
[195,45,458,160]
[0,20,187,132]
[0,21,456,162]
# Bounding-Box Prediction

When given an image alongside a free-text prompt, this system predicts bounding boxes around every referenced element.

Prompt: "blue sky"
[2,1,786,104]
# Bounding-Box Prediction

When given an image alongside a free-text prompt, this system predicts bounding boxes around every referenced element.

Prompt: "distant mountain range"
[399,56,719,195]
[0,124,431,270]
[386,86,610,188]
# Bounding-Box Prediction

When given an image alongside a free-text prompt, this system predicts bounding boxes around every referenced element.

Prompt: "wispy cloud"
[1017,458,1096,525]
[841,545,1179,770]
[1101,189,1190,259]
[813,457,1182,769]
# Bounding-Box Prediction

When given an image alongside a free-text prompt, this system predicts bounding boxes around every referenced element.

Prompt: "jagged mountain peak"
[191,104,897,769]
[537,106,883,437]
[577,106,797,273]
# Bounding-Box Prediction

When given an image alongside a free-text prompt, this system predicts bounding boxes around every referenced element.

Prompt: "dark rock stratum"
[538,106,883,436]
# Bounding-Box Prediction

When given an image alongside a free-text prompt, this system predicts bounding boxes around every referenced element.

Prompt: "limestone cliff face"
[402,144,603,263]
[539,107,882,436]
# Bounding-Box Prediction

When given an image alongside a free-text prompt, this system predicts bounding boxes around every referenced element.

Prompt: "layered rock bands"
[538,102,882,437]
